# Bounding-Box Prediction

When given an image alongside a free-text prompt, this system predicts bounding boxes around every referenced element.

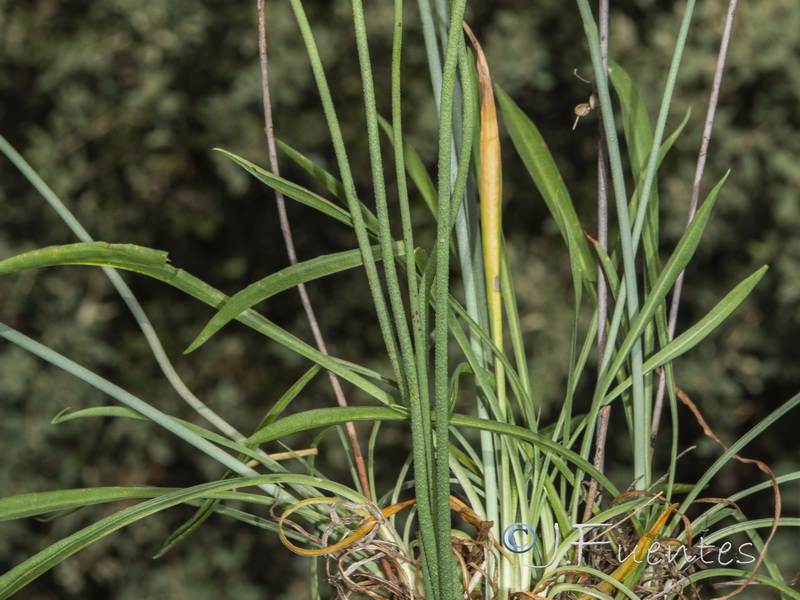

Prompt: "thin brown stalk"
[256,0,371,501]
[583,0,611,524]
[652,0,739,443]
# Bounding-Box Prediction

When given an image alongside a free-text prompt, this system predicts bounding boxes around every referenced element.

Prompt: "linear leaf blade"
[601,172,729,393]
[185,243,401,353]
[0,242,168,277]
[0,487,176,522]
[276,139,382,232]
[0,474,360,598]
[608,60,652,175]
[496,85,596,284]
[215,148,357,230]
[604,265,768,403]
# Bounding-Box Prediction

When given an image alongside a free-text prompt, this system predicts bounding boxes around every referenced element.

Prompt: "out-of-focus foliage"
[1,0,797,596]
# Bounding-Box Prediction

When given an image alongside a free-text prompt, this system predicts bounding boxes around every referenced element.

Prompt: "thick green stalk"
[382,0,436,592]
[389,0,426,414]
[419,6,493,528]
[431,1,470,597]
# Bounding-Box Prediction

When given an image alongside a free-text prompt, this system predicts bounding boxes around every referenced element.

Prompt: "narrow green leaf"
[680,391,800,511]
[604,266,767,404]
[215,148,358,231]
[658,107,691,166]
[0,487,176,522]
[276,139,382,233]
[246,406,407,445]
[600,172,729,396]
[246,406,619,497]
[685,569,800,599]
[51,406,271,466]
[259,365,321,429]
[276,139,346,201]
[0,474,365,598]
[51,406,147,423]
[0,242,167,277]
[590,240,621,299]
[185,243,402,353]
[608,60,652,175]
[155,365,321,559]
[496,84,596,285]
[154,496,222,559]
[644,265,767,370]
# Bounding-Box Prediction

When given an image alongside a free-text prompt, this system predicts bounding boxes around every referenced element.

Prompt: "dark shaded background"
[1,1,798,598]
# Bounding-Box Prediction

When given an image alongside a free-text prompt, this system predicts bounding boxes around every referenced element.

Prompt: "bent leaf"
[245,406,409,445]
[0,246,395,405]
[0,242,168,277]
[0,474,362,598]
[51,406,268,465]
[0,487,176,522]
[246,407,618,497]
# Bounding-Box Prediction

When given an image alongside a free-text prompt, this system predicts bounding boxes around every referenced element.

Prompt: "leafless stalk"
[583,0,611,524]
[256,0,371,501]
[652,0,739,443]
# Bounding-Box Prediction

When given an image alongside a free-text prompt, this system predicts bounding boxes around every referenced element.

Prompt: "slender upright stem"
[652,0,738,441]
[432,2,470,597]
[596,0,610,363]
[257,0,371,499]
[584,0,611,524]
[287,0,405,398]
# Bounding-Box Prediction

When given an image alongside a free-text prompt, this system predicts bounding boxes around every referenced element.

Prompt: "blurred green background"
[1,1,798,597]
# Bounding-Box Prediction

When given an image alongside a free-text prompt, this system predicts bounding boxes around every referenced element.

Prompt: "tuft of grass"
[0,1,797,599]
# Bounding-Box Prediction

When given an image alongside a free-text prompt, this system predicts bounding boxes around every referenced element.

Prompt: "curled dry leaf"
[675,383,782,600]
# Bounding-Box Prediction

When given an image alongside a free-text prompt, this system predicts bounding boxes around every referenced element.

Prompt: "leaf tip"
[51,407,72,425]
[183,338,204,354]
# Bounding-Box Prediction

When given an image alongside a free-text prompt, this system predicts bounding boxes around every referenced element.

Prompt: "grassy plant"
[1,1,798,599]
